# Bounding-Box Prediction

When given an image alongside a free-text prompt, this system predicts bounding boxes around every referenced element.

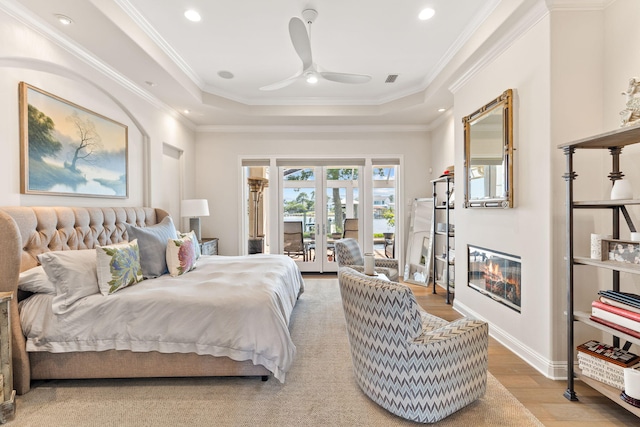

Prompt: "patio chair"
[342,218,359,240]
[338,267,488,423]
[335,238,399,281]
[283,221,306,261]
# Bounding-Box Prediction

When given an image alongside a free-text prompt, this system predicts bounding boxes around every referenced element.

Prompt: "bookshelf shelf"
[431,175,454,304]
[573,311,640,347]
[575,369,640,417]
[560,124,640,413]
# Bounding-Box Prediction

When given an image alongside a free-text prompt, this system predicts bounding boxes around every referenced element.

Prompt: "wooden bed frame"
[0,207,269,395]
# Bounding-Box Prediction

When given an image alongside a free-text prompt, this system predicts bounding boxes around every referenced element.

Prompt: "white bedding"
[19,254,304,382]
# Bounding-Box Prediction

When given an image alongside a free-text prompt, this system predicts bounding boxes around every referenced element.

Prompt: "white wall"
[195,130,431,255]
[430,112,455,181]
[0,9,196,210]
[449,0,640,379]
[453,14,554,375]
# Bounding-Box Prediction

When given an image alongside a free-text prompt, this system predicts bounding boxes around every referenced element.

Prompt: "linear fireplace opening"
[468,245,521,312]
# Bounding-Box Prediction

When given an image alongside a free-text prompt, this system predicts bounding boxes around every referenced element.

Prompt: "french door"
[281,165,360,272]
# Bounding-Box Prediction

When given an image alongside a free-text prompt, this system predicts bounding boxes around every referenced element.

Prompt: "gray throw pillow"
[124,216,177,278]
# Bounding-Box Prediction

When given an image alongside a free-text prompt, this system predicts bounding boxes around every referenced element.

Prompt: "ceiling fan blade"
[320,72,372,84]
[259,70,303,91]
[289,17,313,70]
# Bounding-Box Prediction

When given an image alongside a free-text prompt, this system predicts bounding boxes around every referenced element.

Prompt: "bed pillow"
[166,236,197,277]
[96,240,144,295]
[179,230,201,259]
[18,266,56,295]
[37,249,99,314]
[124,216,177,278]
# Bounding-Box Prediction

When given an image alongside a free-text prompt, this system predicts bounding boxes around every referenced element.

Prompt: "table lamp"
[181,199,209,242]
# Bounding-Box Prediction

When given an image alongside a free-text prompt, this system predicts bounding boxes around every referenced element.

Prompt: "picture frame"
[602,239,640,264]
[19,82,128,198]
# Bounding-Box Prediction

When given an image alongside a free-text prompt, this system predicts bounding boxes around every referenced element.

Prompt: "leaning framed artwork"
[19,82,128,198]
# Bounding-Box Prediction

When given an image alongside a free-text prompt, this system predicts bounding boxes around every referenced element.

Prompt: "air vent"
[385,74,398,83]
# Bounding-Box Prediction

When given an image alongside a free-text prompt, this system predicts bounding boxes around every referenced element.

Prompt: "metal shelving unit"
[431,175,454,304]
[560,125,640,414]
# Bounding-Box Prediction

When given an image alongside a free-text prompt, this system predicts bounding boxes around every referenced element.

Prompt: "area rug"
[8,279,543,426]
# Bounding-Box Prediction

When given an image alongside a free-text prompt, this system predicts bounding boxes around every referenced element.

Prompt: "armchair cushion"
[338,267,488,423]
[335,238,399,281]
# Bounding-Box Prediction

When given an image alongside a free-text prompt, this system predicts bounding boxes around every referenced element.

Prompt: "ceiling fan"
[259,9,372,91]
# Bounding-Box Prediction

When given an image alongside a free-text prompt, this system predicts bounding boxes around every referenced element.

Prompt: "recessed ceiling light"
[218,70,234,79]
[438,108,446,112]
[145,81,157,87]
[419,8,435,21]
[184,109,190,114]
[184,9,201,22]
[55,14,73,25]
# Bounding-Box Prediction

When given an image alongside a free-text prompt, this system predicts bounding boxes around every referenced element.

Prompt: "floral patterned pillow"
[178,230,201,259]
[166,236,197,277]
[96,240,144,295]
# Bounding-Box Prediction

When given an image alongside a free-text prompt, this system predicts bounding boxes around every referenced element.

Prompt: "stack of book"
[577,340,640,389]
[590,290,640,338]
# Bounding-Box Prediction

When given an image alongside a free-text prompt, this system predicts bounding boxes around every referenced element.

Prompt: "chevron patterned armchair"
[335,238,399,281]
[338,267,488,423]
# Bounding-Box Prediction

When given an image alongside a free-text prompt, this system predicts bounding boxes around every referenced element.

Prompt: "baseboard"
[453,300,568,380]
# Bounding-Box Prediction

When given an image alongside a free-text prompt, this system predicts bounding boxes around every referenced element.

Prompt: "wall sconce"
[181,199,209,242]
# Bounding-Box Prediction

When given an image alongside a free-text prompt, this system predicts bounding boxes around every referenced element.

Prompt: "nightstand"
[0,292,15,423]
[200,238,219,255]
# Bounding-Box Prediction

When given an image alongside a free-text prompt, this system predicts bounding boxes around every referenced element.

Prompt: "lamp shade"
[181,199,209,217]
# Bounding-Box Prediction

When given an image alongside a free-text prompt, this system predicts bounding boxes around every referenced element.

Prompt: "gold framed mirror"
[463,89,514,208]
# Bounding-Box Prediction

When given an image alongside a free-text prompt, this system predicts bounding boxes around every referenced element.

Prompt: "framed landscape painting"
[19,82,128,198]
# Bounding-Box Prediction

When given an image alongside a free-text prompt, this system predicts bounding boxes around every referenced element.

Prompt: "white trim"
[454,299,563,379]
[422,0,501,88]
[449,1,549,94]
[545,0,612,11]
[0,0,195,131]
[115,0,205,88]
[197,125,430,134]
[239,154,404,272]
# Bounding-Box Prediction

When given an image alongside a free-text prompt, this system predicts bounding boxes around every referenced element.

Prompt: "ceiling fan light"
[305,72,318,84]
[419,8,435,21]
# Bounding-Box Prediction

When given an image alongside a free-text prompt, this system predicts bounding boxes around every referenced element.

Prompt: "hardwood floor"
[304,273,639,425]
[408,282,639,427]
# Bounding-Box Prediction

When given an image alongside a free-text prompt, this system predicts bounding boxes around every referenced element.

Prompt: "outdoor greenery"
[284,168,359,235]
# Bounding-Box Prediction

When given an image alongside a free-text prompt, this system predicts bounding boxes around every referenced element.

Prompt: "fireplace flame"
[483,261,518,287]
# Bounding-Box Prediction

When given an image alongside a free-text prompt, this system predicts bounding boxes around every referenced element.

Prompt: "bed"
[0,207,304,394]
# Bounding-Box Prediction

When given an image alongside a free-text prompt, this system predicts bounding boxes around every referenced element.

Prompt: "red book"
[590,316,640,340]
[592,300,640,322]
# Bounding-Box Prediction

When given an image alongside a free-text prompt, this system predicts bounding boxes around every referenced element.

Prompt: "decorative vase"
[611,179,633,200]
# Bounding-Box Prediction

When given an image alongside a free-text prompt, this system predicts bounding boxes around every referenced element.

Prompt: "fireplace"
[468,245,521,312]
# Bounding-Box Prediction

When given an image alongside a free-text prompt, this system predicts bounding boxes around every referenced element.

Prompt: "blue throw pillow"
[124,216,177,278]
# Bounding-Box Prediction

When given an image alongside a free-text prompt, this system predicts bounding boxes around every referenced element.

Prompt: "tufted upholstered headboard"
[0,207,169,274]
[0,206,170,393]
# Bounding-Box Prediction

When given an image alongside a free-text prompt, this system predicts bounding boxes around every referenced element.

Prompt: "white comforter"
[19,254,304,382]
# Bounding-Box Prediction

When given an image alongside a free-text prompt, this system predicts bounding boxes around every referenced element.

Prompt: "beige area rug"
[8,279,543,426]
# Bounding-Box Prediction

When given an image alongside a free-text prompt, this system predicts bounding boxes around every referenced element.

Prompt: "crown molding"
[115,0,205,88]
[448,0,549,94]
[0,0,195,130]
[422,0,502,89]
[545,0,612,11]
[196,124,430,134]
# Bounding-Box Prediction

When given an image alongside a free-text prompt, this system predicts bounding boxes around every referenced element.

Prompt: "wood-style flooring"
[407,282,639,426]
[304,273,639,426]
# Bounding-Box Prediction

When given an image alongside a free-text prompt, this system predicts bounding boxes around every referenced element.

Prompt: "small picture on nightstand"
[200,238,218,256]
